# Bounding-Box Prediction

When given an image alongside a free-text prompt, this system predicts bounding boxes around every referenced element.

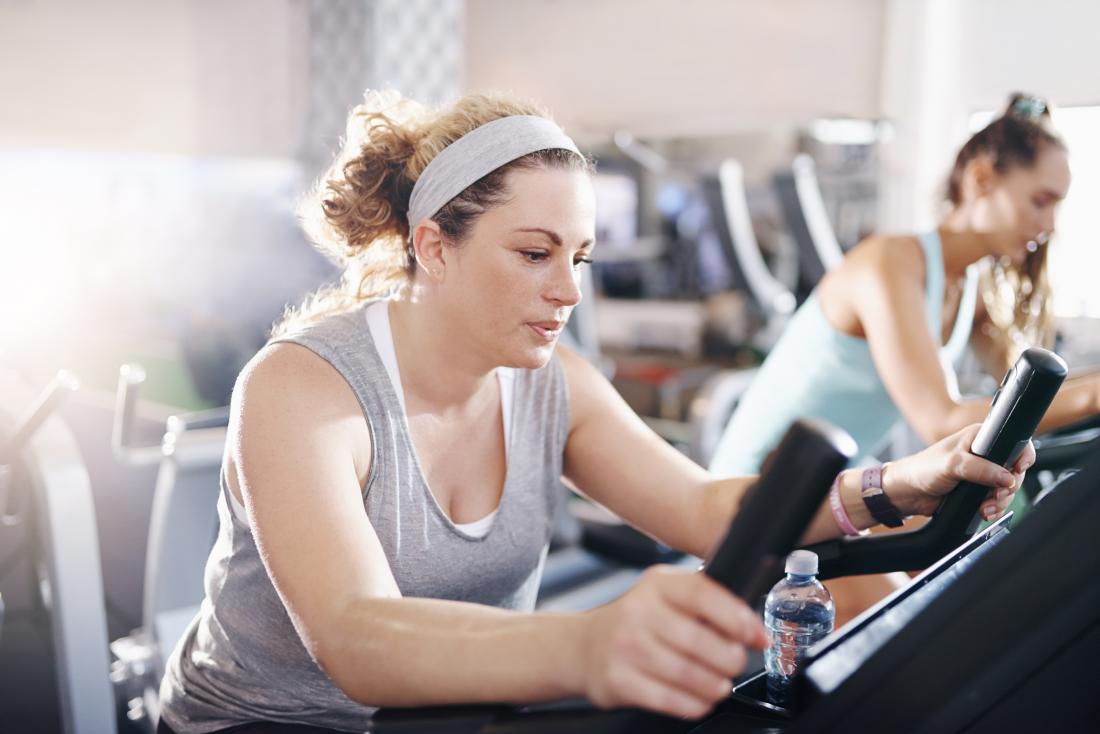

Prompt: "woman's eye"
[573,256,594,267]
[520,250,548,263]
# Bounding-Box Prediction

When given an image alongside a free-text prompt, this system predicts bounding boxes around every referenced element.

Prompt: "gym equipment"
[683,157,806,466]
[773,154,845,298]
[783,451,1100,732]
[0,370,117,734]
[703,419,854,600]
[1024,409,1100,500]
[701,159,796,353]
[804,346,1066,578]
[108,364,228,730]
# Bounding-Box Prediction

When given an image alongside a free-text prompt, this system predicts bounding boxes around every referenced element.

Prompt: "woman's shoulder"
[842,232,926,285]
[850,232,922,265]
[235,342,363,420]
[231,343,372,478]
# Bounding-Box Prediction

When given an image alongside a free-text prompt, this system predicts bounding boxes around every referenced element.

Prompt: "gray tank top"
[159,303,571,733]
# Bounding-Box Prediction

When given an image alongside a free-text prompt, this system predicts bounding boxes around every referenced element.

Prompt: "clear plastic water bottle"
[764,550,834,708]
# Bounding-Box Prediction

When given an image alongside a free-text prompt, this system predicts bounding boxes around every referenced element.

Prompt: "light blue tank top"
[709,231,977,475]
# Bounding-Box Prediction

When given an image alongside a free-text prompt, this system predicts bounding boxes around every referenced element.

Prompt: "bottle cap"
[785,549,818,575]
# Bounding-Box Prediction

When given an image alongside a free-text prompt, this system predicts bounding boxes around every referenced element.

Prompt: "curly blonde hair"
[273,90,591,337]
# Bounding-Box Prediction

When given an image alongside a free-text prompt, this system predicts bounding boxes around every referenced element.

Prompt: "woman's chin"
[507,343,557,370]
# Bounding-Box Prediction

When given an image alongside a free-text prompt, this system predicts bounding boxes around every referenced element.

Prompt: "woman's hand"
[580,565,768,720]
[883,424,1035,520]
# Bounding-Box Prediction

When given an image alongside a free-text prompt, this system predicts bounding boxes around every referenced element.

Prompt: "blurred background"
[0,1,1098,731]
[3,0,1099,403]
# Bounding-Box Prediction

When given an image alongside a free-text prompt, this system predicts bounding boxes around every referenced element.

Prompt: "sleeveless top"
[222,302,509,537]
[709,231,978,475]
[159,302,571,732]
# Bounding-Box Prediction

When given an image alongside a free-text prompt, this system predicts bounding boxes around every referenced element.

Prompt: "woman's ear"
[962,155,997,201]
[411,221,445,281]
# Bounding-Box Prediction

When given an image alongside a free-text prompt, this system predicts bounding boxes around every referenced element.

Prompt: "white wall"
[876,0,964,231]
[959,0,1100,111]
[878,0,1100,230]
[0,0,310,156]
[465,0,886,144]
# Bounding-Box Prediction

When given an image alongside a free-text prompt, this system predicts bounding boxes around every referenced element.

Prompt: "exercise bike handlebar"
[112,363,165,465]
[113,363,231,467]
[0,370,80,527]
[0,369,80,465]
[804,347,1068,579]
[704,418,855,601]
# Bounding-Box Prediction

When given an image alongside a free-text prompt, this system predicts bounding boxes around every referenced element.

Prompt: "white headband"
[406,115,581,231]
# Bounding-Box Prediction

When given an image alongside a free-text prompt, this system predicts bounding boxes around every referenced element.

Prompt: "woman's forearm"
[695,473,867,555]
[919,373,1100,443]
[1036,374,1100,432]
[320,597,588,708]
[691,477,756,559]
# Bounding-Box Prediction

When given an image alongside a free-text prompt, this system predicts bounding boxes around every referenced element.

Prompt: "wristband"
[828,471,864,536]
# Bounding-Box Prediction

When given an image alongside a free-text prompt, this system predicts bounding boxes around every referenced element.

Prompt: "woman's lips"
[527,321,564,341]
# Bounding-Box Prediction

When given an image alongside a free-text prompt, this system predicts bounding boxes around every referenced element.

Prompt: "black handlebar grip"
[704,418,856,602]
[935,347,1067,531]
[807,347,1068,579]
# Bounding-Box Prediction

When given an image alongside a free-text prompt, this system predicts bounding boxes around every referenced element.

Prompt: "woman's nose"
[548,263,582,306]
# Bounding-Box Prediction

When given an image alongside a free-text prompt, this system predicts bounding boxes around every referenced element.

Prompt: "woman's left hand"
[883,424,1035,521]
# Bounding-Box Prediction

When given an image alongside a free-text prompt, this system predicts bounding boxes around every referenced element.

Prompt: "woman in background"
[709,93,1094,622]
[711,93,1096,477]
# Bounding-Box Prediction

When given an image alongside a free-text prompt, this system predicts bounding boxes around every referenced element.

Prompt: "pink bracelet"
[829,471,863,536]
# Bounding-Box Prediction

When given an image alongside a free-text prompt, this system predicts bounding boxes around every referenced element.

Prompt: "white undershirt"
[228,302,513,538]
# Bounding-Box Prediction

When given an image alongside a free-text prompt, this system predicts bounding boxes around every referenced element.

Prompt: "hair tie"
[1011,95,1047,122]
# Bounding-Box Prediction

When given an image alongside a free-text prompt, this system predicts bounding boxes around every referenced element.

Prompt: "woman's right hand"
[580,565,768,719]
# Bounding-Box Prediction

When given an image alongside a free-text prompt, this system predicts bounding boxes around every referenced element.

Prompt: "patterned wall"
[302,0,464,169]
[374,0,464,107]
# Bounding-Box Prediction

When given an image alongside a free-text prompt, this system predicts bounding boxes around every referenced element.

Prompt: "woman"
[710,93,1097,478]
[157,91,1027,733]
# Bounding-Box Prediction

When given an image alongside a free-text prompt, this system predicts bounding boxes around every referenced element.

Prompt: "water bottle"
[764,550,834,708]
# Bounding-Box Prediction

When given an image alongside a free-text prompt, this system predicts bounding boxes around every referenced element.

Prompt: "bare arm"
[847,240,1100,442]
[845,239,982,443]
[558,345,753,558]
[233,343,762,718]
[1033,372,1100,431]
[558,346,1026,560]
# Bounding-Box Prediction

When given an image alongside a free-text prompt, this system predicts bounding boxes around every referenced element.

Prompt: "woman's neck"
[938,209,996,280]
[387,296,497,412]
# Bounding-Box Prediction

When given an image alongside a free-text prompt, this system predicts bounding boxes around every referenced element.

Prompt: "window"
[969,105,1100,317]
[1046,106,1100,317]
